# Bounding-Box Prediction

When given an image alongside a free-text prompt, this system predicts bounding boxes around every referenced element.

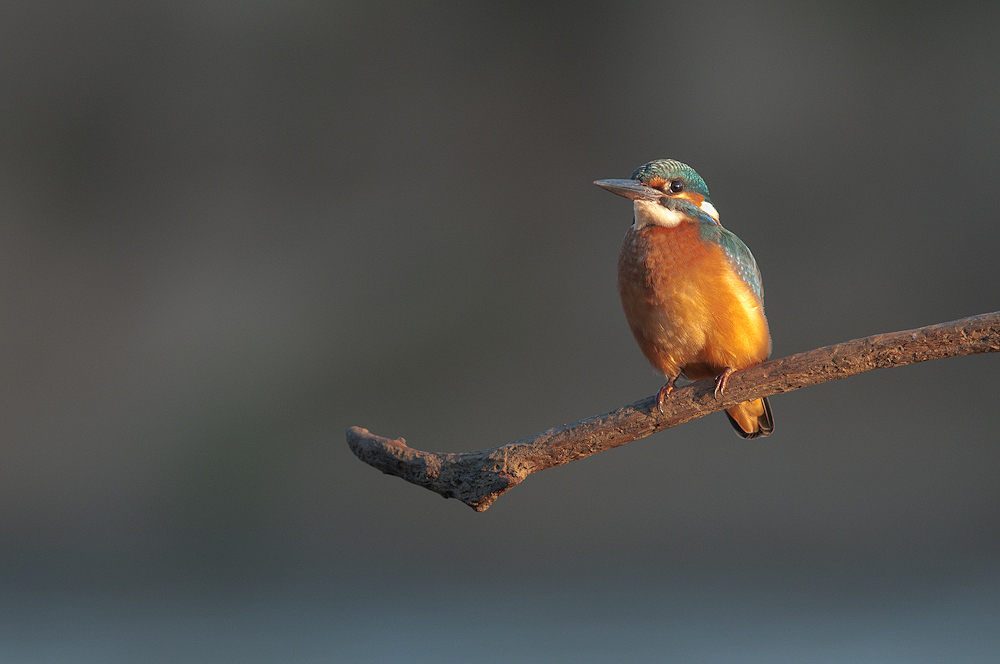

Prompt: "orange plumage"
[618,224,771,436]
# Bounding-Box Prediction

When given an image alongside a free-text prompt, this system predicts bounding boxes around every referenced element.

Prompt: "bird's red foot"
[656,376,679,414]
[714,367,735,399]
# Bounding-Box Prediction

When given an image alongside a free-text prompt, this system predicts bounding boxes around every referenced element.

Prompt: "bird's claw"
[656,377,678,414]
[714,367,735,399]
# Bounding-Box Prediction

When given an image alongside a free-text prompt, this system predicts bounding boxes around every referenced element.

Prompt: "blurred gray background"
[3,1,1000,661]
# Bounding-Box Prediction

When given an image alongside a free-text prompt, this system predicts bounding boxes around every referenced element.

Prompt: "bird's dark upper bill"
[593,178,662,201]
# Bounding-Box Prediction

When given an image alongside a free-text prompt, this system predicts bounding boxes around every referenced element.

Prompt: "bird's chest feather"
[617,223,769,376]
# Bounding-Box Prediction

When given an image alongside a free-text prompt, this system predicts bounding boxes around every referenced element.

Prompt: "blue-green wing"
[700,222,764,302]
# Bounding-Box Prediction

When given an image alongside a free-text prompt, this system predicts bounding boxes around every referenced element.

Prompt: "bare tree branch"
[347,312,1000,512]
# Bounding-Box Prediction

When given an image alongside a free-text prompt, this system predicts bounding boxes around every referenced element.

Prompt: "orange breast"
[618,223,770,380]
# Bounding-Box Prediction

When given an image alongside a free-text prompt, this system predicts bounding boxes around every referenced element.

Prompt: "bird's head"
[595,159,719,229]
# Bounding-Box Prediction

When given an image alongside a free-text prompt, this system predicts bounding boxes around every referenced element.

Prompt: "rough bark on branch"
[347,312,1000,512]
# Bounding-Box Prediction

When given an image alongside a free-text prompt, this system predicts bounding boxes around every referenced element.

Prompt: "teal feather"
[631,159,712,203]
[699,222,765,302]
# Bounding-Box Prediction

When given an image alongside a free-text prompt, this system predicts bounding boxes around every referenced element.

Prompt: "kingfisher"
[595,159,773,438]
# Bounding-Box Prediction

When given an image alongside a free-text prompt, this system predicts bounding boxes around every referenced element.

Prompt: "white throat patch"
[632,200,685,229]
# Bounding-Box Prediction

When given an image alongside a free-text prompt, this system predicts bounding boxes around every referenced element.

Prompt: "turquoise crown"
[631,159,711,203]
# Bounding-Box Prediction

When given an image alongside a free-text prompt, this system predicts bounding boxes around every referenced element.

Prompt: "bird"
[595,159,773,439]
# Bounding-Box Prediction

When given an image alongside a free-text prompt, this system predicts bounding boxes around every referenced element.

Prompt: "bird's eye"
[668,180,684,193]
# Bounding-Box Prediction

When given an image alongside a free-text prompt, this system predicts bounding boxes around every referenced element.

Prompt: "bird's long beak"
[593,178,662,202]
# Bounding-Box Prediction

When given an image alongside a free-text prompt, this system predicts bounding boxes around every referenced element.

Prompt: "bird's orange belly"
[618,224,771,380]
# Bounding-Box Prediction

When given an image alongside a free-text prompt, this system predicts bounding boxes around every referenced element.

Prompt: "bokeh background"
[3,1,1000,661]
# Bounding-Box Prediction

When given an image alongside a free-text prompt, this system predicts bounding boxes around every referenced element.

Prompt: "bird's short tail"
[725,397,773,439]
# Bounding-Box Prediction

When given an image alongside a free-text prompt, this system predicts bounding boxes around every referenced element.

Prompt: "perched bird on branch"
[596,159,773,438]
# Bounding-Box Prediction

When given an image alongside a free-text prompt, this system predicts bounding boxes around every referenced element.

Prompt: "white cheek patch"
[700,200,720,222]
[633,200,685,229]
